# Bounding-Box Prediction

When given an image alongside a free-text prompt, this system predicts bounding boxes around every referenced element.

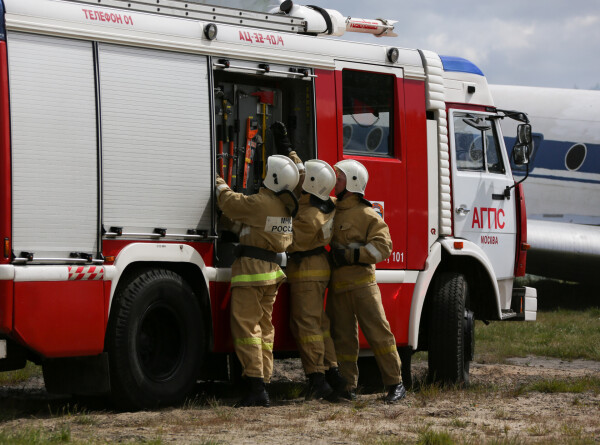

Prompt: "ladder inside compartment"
[69,0,307,33]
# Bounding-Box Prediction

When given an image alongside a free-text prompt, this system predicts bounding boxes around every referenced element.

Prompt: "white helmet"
[334,159,369,195]
[263,155,300,193]
[302,159,336,201]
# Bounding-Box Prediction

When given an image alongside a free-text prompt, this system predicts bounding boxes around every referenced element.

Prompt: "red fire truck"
[0,0,536,409]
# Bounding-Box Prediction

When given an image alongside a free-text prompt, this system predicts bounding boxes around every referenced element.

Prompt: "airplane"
[489,84,600,283]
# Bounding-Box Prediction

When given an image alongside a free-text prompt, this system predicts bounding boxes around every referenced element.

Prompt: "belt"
[234,244,285,266]
[287,246,327,263]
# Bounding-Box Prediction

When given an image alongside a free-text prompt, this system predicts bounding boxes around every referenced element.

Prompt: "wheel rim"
[137,301,185,382]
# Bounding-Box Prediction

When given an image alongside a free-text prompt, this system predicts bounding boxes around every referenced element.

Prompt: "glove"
[270,121,293,155]
[331,248,358,267]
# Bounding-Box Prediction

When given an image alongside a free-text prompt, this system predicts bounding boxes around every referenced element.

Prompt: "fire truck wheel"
[427,272,471,386]
[107,268,205,410]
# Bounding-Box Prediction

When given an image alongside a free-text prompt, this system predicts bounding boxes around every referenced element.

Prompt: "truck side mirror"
[512,145,529,165]
[517,123,532,145]
[512,123,532,165]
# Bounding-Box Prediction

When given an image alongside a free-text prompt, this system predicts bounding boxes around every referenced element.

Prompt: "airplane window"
[565,143,587,171]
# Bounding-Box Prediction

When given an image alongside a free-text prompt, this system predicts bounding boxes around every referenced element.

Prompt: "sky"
[196,0,600,90]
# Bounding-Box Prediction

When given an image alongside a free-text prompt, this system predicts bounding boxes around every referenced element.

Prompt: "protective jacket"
[216,177,293,287]
[286,193,335,283]
[330,194,392,292]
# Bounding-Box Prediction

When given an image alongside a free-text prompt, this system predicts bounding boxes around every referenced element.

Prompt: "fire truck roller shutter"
[98,44,212,235]
[8,33,98,258]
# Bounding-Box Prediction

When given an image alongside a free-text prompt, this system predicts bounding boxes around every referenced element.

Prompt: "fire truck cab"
[0,0,536,409]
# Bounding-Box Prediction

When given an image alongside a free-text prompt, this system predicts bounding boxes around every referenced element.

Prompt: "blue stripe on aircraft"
[505,136,599,175]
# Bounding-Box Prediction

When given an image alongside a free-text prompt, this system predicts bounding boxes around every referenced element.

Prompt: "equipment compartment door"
[450,110,517,279]
[8,32,98,259]
[98,44,213,237]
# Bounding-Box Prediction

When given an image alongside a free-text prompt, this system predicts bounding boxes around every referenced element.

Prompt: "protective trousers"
[289,280,338,374]
[326,283,402,389]
[230,283,280,383]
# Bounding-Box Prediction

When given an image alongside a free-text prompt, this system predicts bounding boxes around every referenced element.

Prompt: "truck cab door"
[331,61,408,270]
[449,109,517,279]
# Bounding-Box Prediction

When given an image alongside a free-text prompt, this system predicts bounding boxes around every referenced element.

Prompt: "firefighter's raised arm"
[215,176,262,225]
[271,121,305,196]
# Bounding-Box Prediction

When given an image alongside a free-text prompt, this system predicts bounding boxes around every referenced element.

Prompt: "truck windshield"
[453,113,505,174]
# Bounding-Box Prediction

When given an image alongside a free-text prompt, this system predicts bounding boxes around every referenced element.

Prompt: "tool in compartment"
[227,125,235,187]
[250,90,275,180]
[221,97,231,179]
[216,124,225,178]
[242,117,259,191]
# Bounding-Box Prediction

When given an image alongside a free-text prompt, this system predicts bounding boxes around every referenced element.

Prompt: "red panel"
[103,280,112,329]
[404,79,429,270]
[514,183,527,277]
[358,283,414,348]
[13,281,105,357]
[314,69,338,166]
[209,281,232,352]
[0,42,12,265]
[0,280,13,334]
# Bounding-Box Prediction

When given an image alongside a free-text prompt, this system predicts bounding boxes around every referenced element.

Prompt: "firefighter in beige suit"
[327,159,406,403]
[270,122,345,400]
[215,155,299,407]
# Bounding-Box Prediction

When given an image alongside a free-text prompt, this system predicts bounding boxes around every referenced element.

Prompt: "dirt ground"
[1,357,599,444]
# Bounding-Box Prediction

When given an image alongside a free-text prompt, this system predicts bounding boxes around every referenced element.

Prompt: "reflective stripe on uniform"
[240,225,251,238]
[262,341,273,351]
[298,334,323,344]
[287,269,330,280]
[323,330,331,339]
[365,243,383,263]
[337,353,358,363]
[216,183,229,198]
[231,269,286,284]
[373,345,397,356]
[332,275,376,290]
[234,337,262,346]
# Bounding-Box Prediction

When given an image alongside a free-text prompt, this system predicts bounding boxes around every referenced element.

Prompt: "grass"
[0,361,42,385]
[516,375,600,395]
[475,307,600,362]
[0,424,71,444]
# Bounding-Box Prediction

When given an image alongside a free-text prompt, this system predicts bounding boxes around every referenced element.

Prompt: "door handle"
[456,206,471,216]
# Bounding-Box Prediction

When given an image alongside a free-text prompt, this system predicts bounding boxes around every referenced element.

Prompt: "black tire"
[427,272,472,386]
[107,268,205,410]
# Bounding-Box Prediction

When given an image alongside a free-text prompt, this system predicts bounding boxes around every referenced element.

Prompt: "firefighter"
[271,122,346,401]
[326,159,406,403]
[215,154,299,407]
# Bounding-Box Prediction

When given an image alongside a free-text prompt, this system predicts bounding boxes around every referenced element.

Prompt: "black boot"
[325,367,347,393]
[325,367,348,401]
[235,377,270,407]
[383,383,406,404]
[305,373,333,401]
[339,388,357,401]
